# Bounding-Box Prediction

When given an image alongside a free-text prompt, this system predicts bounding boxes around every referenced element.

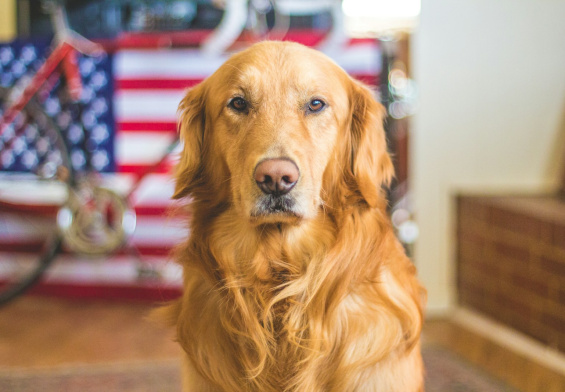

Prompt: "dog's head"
[174,41,393,225]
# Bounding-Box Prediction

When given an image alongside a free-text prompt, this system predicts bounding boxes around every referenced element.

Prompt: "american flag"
[0,41,115,173]
[0,35,381,299]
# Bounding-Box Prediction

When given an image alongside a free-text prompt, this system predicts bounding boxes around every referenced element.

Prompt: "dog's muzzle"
[253,158,300,215]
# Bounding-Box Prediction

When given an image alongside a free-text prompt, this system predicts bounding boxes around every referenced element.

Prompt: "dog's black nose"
[254,158,299,196]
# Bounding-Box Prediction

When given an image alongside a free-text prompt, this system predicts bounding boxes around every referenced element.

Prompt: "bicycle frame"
[1,42,74,134]
[0,2,101,138]
[0,1,361,305]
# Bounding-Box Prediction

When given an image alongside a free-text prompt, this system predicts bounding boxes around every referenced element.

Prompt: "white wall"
[411,0,565,313]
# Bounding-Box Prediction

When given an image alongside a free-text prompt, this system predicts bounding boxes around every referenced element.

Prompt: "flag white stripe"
[327,43,382,75]
[114,49,228,79]
[114,90,184,122]
[35,255,183,285]
[132,216,187,246]
[131,173,178,206]
[115,132,177,165]
[114,44,381,79]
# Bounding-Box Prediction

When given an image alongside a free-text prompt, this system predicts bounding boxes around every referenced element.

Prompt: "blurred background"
[0,1,564,391]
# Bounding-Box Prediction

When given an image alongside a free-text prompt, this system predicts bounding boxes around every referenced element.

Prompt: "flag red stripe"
[117,164,173,175]
[107,29,373,50]
[115,74,378,92]
[0,202,58,215]
[0,243,47,252]
[117,121,177,133]
[25,282,182,302]
[1,199,173,216]
[134,205,175,216]
[116,78,202,90]
[110,30,212,49]
[107,29,379,50]
[1,242,174,256]
[354,74,380,85]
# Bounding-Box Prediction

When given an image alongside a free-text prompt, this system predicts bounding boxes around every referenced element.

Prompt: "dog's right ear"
[173,82,207,199]
[347,80,394,208]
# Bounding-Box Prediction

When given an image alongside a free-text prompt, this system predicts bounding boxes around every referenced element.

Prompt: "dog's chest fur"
[177,208,422,391]
[208,224,326,389]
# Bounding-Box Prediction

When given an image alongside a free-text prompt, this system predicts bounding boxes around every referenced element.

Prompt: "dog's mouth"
[250,195,302,224]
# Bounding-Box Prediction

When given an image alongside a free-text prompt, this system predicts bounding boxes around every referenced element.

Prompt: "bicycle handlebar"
[48,1,103,100]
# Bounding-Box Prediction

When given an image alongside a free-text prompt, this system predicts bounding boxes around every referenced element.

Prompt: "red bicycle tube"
[62,48,82,101]
[0,42,73,136]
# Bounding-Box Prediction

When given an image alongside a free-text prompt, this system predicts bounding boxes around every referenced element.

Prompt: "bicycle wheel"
[0,86,72,305]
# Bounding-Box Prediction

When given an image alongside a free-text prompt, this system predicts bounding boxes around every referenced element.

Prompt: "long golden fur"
[164,41,426,391]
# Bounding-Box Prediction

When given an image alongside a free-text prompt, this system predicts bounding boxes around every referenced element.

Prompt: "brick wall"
[457,195,565,352]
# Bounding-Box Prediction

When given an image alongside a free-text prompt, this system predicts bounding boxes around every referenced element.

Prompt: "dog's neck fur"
[173,199,421,392]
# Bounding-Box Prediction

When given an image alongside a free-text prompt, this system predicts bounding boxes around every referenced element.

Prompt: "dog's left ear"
[349,80,394,207]
[173,82,207,199]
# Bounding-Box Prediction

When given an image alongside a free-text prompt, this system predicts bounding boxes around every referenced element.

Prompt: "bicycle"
[0,1,180,305]
[0,0,382,306]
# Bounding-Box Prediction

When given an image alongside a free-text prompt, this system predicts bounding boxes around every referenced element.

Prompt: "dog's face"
[175,42,393,225]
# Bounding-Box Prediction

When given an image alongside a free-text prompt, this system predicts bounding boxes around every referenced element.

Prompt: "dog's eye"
[308,99,325,113]
[229,97,248,112]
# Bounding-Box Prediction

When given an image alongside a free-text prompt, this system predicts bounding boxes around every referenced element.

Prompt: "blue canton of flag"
[0,40,115,173]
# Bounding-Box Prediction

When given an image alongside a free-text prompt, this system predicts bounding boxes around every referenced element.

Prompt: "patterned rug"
[0,346,518,392]
[423,347,518,392]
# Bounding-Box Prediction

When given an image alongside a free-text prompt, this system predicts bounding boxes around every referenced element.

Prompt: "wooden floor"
[424,319,565,392]
[0,296,181,368]
[1,296,564,392]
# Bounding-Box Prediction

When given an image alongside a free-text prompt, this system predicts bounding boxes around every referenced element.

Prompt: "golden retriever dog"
[162,41,426,391]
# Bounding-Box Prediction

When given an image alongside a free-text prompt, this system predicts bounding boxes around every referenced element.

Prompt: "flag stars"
[44,97,61,116]
[10,60,26,78]
[92,150,109,170]
[36,137,50,156]
[81,110,97,130]
[67,124,84,145]
[90,124,109,144]
[56,111,73,129]
[1,42,114,173]
[71,150,86,169]
[90,71,107,90]
[0,73,14,87]
[91,98,108,115]
[21,149,39,169]
[0,47,14,66]
[80,85,95,103]
[79,58,96,77]
[1,150,15,168]
[12,137,26,155]
[20,46,37,65]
